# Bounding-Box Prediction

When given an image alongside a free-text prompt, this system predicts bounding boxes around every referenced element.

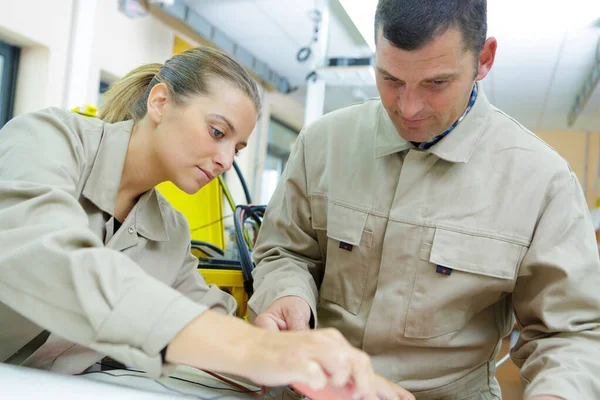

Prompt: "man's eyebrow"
[423,73,458,81]
[377,67,458,82]
[377,66,397,78]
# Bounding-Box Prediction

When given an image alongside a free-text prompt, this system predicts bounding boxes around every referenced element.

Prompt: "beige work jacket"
[0,108,236,378]
[249,85,600,400]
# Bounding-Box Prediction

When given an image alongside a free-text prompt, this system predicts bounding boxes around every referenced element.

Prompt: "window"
[98,80,110,108]
[0,40,20,127]
[97,70,119,109]
[260,118,299,204]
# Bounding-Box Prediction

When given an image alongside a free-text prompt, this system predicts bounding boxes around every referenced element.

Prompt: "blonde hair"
[99,46,262,123]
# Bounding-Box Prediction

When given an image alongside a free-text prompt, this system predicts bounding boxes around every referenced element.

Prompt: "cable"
[191,240,225,256]
[217,176,236,213]
[218,161,251,211]
[189,214,232,234]
[232,160,252,204]
[77,371,216,399]
[79,366,262,398]
[171,375,262,395]
[233,204,267,295]
[199,370,264,397]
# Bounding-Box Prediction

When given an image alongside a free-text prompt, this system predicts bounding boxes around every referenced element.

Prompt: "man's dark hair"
[374,0,487,56]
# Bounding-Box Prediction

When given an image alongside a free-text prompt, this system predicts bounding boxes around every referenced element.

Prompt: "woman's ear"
[146,83,170,125]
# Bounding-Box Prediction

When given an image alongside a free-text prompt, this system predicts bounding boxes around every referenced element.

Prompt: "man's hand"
[253,296,312,331]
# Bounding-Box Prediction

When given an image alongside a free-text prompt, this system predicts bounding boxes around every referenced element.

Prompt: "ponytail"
[98,63,161,123]
[98,47,261,124]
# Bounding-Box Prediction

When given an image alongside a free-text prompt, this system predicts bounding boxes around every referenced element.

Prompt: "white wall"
[0,0,177,113]
[0,0,73,114]
[84,2,176,106]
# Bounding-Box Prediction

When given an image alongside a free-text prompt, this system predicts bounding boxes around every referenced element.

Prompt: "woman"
[0,46,410,399]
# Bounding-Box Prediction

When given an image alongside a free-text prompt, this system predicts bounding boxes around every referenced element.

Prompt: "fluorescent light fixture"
[338,0,377,52]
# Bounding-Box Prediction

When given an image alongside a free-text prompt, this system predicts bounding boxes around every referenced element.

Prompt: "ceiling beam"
[137,0,293,94]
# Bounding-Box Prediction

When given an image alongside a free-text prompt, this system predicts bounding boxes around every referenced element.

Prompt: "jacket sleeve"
[0,110,207,378]
[512,174,600,400]
[172,238,238,316]
[248,133,323,323]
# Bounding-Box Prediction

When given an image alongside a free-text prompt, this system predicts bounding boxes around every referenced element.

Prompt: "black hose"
[233,204,267,296]
[232,160,252,204]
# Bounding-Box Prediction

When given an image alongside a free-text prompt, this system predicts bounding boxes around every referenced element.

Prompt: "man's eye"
[211,127,224,138]
[431,80,447,86]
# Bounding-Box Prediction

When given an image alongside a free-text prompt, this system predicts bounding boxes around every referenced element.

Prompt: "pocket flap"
[430,229,523,280]
[326,203,368,246]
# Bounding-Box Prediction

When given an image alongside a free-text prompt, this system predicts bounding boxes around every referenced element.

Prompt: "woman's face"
[147,79,257,194]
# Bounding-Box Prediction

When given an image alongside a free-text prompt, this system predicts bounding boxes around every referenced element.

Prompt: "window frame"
[0,40,20,127]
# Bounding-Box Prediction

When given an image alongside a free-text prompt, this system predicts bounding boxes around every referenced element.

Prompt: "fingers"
[302,360,328,390]
[302,329,377,399]
[250,325,386,400]
[307,329,353,387]
[285,311,310,331]
[393,385,415,400]
[255,296,311,331]
[374,374,415,400]
[254,314,282,332]
[281,298,312,331]
[328,351,352,387]
[346,349,377,400]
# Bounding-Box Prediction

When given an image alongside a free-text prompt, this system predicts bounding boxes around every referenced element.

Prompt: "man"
[249,0,600,399]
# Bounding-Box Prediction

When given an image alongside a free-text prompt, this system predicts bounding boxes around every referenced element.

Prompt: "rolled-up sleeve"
[512,174,600,399]
[249,133,323,322]
[0,111,208,377]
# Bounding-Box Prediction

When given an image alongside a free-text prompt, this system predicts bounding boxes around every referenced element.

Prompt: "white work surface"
[0,363,285,400]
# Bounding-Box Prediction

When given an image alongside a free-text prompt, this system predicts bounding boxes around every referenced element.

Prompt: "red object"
[291,382,356,400]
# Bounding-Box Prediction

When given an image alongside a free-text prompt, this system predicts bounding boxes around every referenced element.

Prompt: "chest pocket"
[404,228,525,338]
[319,202,373,315]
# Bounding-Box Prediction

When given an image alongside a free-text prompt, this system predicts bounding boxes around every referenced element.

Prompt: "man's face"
[375,27,483,143]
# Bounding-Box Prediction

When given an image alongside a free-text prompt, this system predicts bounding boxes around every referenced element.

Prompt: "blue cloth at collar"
[416,84,478,150]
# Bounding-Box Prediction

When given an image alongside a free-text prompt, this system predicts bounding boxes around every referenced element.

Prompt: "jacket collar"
[374,103,412,158]
[374,82,491,163]
[82,119,169,242]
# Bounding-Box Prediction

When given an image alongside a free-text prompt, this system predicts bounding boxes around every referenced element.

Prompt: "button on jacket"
[0,108,237,377]
[249,85,600,400]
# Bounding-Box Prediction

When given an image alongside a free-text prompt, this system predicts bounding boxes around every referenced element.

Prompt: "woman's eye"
[211,127,224,138]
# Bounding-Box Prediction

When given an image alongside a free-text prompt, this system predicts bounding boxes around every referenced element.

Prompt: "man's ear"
[146,83,169,125]
[475,37,497,81]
